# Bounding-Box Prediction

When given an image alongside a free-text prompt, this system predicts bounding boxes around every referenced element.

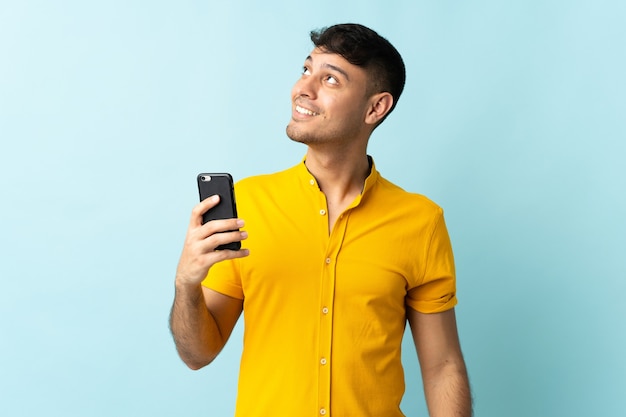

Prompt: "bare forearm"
[169,283,223,370]
[423,361,472,417]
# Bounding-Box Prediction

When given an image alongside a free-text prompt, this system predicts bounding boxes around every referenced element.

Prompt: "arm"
[169,195,248,370]
[170,285,243,370]
[407,307,472,417]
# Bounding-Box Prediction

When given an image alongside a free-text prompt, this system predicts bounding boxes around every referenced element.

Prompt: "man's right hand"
[175,194,249,287]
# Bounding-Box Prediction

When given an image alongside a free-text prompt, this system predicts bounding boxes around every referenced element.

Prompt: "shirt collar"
[297,155,380,198]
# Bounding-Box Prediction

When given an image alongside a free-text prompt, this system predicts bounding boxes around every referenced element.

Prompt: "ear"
[364,92,394,126]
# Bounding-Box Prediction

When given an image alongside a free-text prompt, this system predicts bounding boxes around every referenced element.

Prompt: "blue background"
[1,1,624,416]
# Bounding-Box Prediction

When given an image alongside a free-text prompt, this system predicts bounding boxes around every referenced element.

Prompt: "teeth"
[296,105,318,116]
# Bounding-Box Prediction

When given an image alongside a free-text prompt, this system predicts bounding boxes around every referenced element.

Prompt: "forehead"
[306,48,367,81]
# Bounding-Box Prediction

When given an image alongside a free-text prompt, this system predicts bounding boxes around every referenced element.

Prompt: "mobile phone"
[197,173,241,251]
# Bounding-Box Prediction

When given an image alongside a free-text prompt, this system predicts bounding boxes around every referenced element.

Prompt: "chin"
[286,124,310,144]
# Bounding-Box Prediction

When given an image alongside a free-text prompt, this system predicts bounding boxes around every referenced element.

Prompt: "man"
[170,23,472,417]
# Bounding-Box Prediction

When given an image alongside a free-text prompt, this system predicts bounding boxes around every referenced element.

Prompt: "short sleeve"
[201,258,244,300]
[406,209,457,313]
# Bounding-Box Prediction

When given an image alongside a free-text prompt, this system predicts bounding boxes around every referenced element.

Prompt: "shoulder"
[235,164,300,193]
[371,173,444,218]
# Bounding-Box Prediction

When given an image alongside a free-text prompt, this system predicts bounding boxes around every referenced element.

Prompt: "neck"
[304,147,371,234]
[304,148,371,201]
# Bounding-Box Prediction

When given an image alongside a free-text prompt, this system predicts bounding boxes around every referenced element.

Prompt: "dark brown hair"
[310,23,406,121]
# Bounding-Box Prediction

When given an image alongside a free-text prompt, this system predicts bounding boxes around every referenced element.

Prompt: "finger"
[176,230,249,285]
[189,195,220,227]
[196,218,245,239]
[198,229,248,253]
[182,233,249,277]
[206,247,250,262]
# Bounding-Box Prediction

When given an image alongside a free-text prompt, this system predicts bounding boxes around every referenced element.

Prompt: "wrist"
[174,275,204,292]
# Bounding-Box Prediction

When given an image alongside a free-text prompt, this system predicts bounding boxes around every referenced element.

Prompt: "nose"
[292,74,317,100]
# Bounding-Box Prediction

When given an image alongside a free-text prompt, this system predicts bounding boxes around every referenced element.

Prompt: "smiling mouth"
[295,105,319,116]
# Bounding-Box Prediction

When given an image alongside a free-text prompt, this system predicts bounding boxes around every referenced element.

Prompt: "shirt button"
[309,179,315,185]
[319,209,326,215]
[325,258,331,264]
[320,358,327,365]
[322,307,329,314]
[320,409,327,415]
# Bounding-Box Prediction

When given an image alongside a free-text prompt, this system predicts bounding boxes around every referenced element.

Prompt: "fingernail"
[237,219,245,227]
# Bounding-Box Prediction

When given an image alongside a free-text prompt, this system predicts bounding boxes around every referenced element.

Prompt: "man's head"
[286,23,406,147]
[310,23,406,123]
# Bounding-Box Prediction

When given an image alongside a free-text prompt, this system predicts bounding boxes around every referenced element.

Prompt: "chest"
[240,201,423,310]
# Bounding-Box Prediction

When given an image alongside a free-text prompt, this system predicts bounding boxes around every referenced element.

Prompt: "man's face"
[286,48,372,147]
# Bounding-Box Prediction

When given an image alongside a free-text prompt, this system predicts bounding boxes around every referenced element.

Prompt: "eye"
[325,75,338,85]
[302,66,311,75]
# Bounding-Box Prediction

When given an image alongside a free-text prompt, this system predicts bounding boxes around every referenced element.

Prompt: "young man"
[170,23,472,417]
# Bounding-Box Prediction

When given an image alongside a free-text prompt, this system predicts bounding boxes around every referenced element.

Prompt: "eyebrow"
[305,55,350,81]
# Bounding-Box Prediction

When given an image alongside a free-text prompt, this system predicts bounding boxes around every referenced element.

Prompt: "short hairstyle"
[310,23,406,121]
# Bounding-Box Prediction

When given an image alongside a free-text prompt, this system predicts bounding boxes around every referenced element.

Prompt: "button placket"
[317,209,350,417]
[318,253,334,417]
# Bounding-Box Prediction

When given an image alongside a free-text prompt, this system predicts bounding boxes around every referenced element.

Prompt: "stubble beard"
[286,122,317,145]
[286,116,363,147]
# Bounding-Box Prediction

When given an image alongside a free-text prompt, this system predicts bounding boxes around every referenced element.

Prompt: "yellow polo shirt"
[202,159,457,417]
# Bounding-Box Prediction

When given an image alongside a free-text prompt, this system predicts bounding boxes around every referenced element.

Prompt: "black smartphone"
[197,173,241,251]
